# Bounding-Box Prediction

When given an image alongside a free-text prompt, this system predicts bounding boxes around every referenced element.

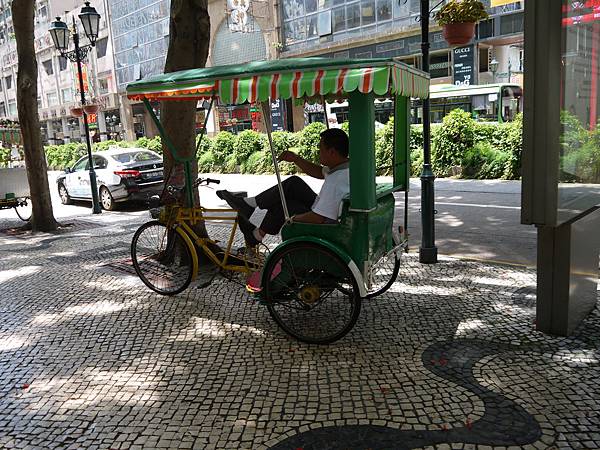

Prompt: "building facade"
[279,0,524,87]
[108,0,280,138]
[0,0,121,145]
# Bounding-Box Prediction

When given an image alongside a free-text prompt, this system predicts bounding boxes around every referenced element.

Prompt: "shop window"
[333,6,345,32]
[361,0,375,26]
[96,37,108,58]
[346,2,360,29]
[377,0,392,21]
[42,59,53,76]
[58,56,68,71]
[429,52,450,78]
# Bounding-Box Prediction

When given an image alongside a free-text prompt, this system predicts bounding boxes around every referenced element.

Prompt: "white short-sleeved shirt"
[311,163,350,221]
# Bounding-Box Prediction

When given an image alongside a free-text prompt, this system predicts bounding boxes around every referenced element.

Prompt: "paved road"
[0,172,536,266]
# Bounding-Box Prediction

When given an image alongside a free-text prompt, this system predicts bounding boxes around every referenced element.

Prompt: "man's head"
[319,128,349,166]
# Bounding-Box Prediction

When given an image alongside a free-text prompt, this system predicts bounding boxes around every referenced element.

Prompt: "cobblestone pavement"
[0,216,599,450]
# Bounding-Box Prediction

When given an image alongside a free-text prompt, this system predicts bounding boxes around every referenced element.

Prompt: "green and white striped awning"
[126,57,429,103]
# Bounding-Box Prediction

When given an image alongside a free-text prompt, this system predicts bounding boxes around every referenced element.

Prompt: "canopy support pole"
[260,100,290,221]
[321,96,330,129]
[195,97,215,158]
[143,98,194,207]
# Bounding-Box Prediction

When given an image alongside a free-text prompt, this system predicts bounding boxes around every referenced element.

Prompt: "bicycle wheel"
[263,242,361,344]
[365,233,401,299]
[131,220,195,295]
[14,198,32,222]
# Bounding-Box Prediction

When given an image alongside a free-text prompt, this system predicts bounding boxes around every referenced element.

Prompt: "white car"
[56,147,164,210]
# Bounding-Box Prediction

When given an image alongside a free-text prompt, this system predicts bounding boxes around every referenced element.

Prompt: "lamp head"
[49,17,69,52]
[78,2,100,46]
[489,58,499,74]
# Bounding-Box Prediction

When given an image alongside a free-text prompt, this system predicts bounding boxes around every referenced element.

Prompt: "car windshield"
[110,151,160,164]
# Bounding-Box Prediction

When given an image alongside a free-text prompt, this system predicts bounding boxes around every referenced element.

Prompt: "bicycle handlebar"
[166,178,220,195]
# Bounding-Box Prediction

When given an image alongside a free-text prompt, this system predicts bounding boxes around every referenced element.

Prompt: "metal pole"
[419,0,437,263]
[74,19,101,214]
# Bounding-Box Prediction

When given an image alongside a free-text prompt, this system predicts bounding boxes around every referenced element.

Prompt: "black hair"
[320,128,349,158]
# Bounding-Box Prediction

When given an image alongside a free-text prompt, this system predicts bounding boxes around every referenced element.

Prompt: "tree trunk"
[12,0,57,232]
[162,0,211,235]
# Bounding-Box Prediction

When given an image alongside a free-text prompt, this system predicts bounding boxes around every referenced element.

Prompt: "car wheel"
[58,183,72,205]
[100,186,116,211]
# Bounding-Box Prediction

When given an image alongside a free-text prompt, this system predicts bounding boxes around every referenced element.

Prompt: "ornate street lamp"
[489,58,499,83]
[49,2,102,214]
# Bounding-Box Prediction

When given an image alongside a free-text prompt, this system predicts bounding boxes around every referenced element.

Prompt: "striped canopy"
[126,57,429,103]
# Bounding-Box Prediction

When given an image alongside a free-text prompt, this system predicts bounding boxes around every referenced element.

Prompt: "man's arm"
[279,151,324,179]
[292,210,327,224]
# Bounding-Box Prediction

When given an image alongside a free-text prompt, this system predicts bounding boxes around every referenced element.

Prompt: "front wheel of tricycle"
[263,242,361,345]
[14,198,32,222]
[131,220,195,296]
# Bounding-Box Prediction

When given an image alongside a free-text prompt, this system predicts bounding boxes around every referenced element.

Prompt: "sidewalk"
[0,211,598,449]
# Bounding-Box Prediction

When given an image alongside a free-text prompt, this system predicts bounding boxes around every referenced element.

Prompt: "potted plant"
[70,106,83,117]
[83,104,99,114]
[434,0,489,46]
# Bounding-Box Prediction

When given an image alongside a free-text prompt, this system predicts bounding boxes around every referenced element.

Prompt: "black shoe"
[217,190,255,219]
[237,214,260,247]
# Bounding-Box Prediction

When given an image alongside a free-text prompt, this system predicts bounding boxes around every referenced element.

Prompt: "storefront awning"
[125,57,430,103]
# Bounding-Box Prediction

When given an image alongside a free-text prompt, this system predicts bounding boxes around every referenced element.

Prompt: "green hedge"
[42,113,525,180]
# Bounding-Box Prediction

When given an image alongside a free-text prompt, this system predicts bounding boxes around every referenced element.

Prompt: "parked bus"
[411,83,523,124]
[317,83,523,127]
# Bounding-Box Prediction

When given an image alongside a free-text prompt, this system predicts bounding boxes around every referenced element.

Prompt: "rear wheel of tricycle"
[131,220,195,295]
[365,233,401,299]
[14,198,32,222]
[263,242,361,344]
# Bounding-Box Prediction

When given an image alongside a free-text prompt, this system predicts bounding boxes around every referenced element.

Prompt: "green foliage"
[340,122,349,134]
[134,136,162,153]
[92,140,126,152]
[434,0,489,25]
[196,133,213,156]
[211,131,236,164]
[197,151,216,173]
[375,117,394,175]
[497,113,523,179]
[560,114,600,183]
[433,108,475,176]
[297,122,326,163]
[242,151,267,174]
[269,131,299,154]
[461,142,511,179]
[410,147,424,177]
[45,143,86,170]
[224,154,239,173]
[0,148,10,168]
[234,130,263,163]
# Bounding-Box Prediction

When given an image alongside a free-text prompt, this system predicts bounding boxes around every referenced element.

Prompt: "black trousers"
[255,176,317,234]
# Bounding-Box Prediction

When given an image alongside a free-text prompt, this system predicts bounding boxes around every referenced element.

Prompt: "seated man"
[217,128,349,246]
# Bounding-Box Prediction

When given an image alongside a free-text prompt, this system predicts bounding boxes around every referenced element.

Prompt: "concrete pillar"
[120,97,135,142]
[97,111,108,141]
[61,117,70,143]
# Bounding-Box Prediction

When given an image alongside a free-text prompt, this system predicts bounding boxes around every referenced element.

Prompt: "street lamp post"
[419,0,438,263]
[49,2,102,214]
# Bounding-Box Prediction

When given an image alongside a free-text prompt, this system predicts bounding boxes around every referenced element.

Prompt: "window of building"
[377,0,392,21]
[346,2,360,29]
[361,0,375,26]
[479,47,490,73]
[42,59,53,76]
[8,101,16,116]
[61,88,73,103]
[99,78,110,94]
[58,56,68,71]
[0,102,5,116]
[46,91,58,107]
[429,52,451,78]
[96,37,108,58]
[307,14,318,38]
[332,6,345,32]
[5,75,12,90]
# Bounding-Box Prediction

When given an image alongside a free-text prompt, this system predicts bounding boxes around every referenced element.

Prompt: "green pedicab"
[126,57,430,344]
